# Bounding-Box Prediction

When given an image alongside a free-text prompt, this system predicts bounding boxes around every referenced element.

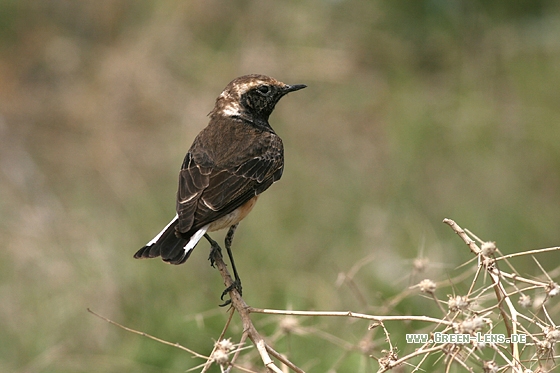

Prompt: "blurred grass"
[1,0,560,372]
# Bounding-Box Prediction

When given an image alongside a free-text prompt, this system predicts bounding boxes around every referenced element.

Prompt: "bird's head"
[211,74,306,124]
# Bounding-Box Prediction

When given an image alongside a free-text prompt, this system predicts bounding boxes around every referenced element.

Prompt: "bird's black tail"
[134,215,200,264]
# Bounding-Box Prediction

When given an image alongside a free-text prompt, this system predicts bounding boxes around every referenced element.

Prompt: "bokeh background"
[2,0,560,372]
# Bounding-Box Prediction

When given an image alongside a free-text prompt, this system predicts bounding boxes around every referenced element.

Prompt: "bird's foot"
[206,234,223,268]
[208,244,222,268]
[219,278,242,307]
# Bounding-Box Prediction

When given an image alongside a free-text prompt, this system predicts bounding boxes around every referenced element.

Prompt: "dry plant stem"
[410,347,433,373]
[442,218,523,371]
[429,292,449,319]
[337,253,376,307]
[86,308,208,360]
[299,325,355,350]
[212,250,304,373]
[248,308,454,326]
[377,345,445,373]
[495,246,560,261]
[201,308,236,373]
[231,329,249,368]
[500,272,549,287]
[264,346,298,372]
[466,261,483,297]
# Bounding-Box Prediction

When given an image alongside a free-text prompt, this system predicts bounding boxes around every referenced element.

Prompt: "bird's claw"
[219,279,242,307]
[208,242,222,268]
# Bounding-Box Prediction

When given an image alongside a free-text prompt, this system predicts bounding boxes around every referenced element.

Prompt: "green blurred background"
[1,0,560,372]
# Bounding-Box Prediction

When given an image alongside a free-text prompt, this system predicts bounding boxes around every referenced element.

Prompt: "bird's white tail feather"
[181,224,210,258]
[145,214,178,246]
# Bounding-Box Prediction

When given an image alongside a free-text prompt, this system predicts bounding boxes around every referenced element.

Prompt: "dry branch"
[89,217,560,372]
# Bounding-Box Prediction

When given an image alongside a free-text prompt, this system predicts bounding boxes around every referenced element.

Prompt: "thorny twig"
[90,217,560,372]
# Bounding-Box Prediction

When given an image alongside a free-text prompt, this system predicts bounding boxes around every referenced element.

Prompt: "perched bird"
[134,74,306,299]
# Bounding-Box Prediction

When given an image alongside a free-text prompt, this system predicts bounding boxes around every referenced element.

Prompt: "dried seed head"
[212,338,235,365]
[212,349,229,365]
[418,279,437,294]
[377,349,398,370]
[547,282,560,297]
[545,327,560,343]
[458,316,487,334]
[536,328,560,360]
[215,338,234,351]
[536,338,553,356]
[448,295,470,312]
[518,294,531,308]
[532,294,546,311]
[472,339,486,350]
[358,338,375,354]
[480,241,497,256]
[279,316,299,334]
[413,257,429,273]
[483,360,499,373]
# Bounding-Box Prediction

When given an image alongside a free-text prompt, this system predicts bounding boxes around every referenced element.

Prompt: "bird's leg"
[204,233,222,268]
[220,224,242,306]
[204,226,242,307]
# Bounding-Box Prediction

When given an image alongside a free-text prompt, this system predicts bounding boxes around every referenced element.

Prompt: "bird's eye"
[257,85,270,95]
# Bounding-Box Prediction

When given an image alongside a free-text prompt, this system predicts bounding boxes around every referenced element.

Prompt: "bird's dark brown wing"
[176,133,283,235]
[175,152,212,233]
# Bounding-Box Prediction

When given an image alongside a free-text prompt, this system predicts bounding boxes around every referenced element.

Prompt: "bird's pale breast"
[207,195,259,232]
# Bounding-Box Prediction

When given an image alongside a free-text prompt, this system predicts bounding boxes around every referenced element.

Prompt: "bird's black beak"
[283,84,307,94]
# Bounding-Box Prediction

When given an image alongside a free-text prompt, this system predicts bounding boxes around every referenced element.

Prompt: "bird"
[134,74,306,301]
